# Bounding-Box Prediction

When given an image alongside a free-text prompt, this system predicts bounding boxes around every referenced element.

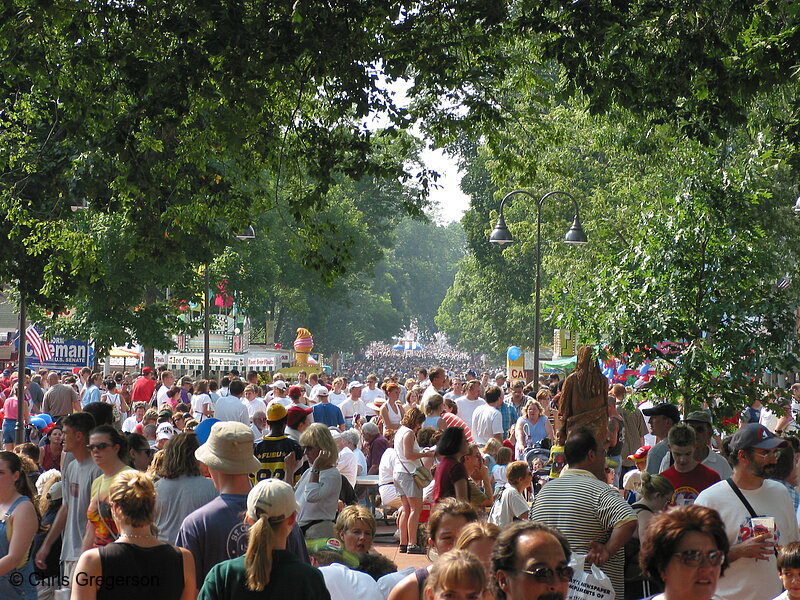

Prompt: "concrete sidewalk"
[372,521,432,571]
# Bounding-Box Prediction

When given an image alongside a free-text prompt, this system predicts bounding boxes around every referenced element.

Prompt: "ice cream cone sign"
[293,328,314,366]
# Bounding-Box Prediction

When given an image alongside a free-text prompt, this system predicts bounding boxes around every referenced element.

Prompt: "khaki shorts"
[395,471,422,499]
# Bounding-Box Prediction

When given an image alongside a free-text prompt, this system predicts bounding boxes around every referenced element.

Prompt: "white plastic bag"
[566,553,615,600]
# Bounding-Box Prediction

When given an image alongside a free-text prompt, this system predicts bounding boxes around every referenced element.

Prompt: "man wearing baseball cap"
[286,405,313,443]
[641,403,680,474]
[696,423,799,600]
[252,403,302,486]
[657,410,732,478]
[130,366,156,405]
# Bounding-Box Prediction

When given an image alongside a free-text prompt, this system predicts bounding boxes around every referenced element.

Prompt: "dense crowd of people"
[1,358,800,600]
[342,341,485,381]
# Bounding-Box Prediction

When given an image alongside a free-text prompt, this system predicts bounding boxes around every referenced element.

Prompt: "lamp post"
[489,190,588,384]
[203,226,256,380]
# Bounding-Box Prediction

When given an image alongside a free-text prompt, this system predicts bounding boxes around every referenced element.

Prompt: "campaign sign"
[25,336,93,371]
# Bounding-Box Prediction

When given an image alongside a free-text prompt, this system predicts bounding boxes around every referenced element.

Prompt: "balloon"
[639,363,651,376]
[194,418,220,445]
[30,417,47,430]
[507,346,521,361]
[616,362,626,376]
[37,413,53,425]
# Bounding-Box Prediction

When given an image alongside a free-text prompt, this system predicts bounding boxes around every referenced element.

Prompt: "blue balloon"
[639,363,651,375]
[616,363,626,376]
[194,418,220,445]
[37,413,53,425]
[30,417,47,430]
[507,346,521,361]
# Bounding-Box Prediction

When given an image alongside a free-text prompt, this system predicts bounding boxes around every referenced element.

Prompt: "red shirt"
[433,456,468,502]
[440,412,474,443]
[662,463,720,506]
[130,376,156,404]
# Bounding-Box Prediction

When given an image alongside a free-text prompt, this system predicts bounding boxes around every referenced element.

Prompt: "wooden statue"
[557,345,610,447]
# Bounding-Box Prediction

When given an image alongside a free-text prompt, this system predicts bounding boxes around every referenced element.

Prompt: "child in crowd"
[491,447,512,494]
[481,438,501,473]
[775,542,800,600]
[488,461,532,528]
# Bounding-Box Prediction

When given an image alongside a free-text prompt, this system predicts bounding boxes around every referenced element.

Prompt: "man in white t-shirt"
[334,431,359,488]
[443,377,464,402]
[212,380,250,425]
[339,381,367,428]
[361,374,386,417]
[156,371,176,406]
[242,384,268,419]
[695,423,799,600]
[472,385,504,445]
[328,378,347,406]
[456,380,487,431]
[269,381,290,406]
[421,367,447,410]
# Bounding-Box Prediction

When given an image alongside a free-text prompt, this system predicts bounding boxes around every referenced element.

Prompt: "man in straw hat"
[176,421,307,588]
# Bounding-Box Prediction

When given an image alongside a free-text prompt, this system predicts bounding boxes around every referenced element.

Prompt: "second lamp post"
[489,190,588,384]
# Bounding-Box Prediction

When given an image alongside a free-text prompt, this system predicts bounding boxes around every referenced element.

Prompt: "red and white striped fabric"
[26,326,52,363]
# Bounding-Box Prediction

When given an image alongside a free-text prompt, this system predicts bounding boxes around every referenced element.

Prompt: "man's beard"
[753,463,776,479]
[536,593,566,600]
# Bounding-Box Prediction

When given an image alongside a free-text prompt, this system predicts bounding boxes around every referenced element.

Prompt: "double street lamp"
[489,190,588,384]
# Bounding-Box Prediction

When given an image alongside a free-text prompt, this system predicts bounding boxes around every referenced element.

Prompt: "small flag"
[26,326,52,363]
[777,277,791,290]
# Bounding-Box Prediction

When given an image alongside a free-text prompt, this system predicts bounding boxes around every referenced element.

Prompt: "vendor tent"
[541,355,577,372]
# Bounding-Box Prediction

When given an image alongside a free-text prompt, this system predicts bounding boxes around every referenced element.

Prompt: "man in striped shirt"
[530,427,636,599]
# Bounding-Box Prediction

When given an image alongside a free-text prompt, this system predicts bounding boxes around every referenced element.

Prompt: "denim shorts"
[2,419,17,444]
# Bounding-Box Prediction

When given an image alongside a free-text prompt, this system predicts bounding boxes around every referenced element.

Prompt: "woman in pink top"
[2,383,29,451]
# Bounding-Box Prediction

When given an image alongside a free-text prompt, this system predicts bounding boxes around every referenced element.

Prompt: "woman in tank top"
[71,470,196,600]
[379,383,405,434]
[0,451,39,600]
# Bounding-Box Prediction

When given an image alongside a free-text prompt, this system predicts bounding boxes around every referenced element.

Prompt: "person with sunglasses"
[530,427,636,599]
[695,423,800,600]
[82,425,134,549]
[657,412,731,479]
[639,504,729,600]
[492,521,573,600]
[126,432,154,471]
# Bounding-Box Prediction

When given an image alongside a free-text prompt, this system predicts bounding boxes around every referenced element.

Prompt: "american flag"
[26,326,52,363]
[777,276,791,290]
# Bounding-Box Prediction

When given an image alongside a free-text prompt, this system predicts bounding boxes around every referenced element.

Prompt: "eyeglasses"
[752,448,781,458]
[508,566,574,584]
[673,550,725,567]
[134,447,155,456]
[86,442,112,451]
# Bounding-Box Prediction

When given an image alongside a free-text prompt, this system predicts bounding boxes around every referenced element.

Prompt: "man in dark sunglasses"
[493,521,573,600]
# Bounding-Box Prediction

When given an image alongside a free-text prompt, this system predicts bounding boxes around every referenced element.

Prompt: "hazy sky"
[420,147,470,224]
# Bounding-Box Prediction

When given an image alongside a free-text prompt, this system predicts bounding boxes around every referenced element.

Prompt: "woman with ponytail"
[198,478,329,600]
[0,450,39,599]
[72,470,196,600]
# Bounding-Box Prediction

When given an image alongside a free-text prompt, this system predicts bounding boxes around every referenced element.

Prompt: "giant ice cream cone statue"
[293,328,314,366]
